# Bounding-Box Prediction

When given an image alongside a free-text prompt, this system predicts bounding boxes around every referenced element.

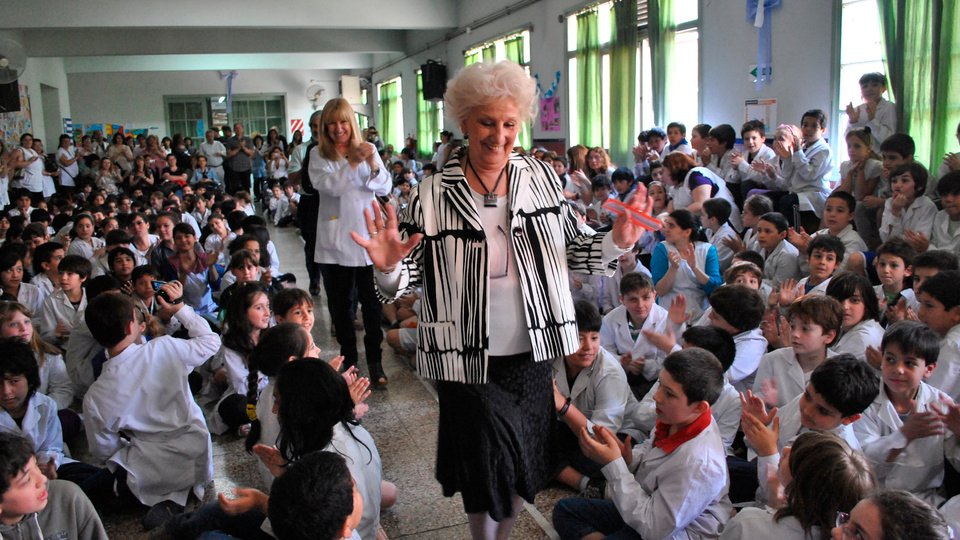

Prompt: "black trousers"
[319,263,383,373]
[225,168,250,195]
[298,194,321,287]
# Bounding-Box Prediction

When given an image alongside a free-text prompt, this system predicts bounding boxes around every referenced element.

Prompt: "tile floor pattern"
[96,224,573,539]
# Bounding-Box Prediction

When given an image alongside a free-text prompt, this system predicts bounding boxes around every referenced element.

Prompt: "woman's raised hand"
[350,200,424,273]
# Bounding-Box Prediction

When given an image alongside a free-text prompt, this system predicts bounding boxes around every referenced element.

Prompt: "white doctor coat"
[82,305,221,507]
[600,304,684,381]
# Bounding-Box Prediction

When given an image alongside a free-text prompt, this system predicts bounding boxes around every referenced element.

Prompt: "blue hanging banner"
[746,0,781,90]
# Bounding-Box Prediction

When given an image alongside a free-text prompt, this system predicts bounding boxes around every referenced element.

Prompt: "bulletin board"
[0,85,32,147]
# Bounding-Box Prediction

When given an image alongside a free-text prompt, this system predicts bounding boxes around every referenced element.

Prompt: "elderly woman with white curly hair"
[353,61,653,539]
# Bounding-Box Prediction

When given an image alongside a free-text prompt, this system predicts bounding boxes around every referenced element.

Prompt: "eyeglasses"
[835,512,865,540]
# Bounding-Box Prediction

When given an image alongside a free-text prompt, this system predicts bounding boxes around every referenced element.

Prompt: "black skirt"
[435,353,556,521]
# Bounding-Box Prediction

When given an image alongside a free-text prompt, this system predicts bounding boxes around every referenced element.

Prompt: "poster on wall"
[0,84,32,147]
[537,72,562,132]
[86,123,104,136]
[744,98,777,131]
[63,118,73,136]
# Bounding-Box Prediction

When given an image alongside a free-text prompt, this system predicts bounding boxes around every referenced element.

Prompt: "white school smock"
[19,147,44,193]
[309,148,392,267]
[16,281,45,318]
[327,422,383,540]
[799,226,867,274]
[255,379,280,490]
[854,382,960,506]
[930,210,960,253]
[66,237,106,260]
[731,145,779,186]
[676,167,742,231]
[794,276,831,297]
[781,139,833,217]
[760,240,801,288]
[752,347,840,409]
[38,288,87,348]
[879,196,937,243]
[831,319,884,363]
[729,328,769,394]
[30,273,55,298]
[706,222,738,273]
[552,347,637,435]
[601,417,731,539]
[629,380,741,454]
[37,352,73,410]
[600,304,684,382]
[706,150,737,184]
[928,324,960,401]
[0,392,73,468]
[82,305,221,507]
[846,99,896,154]
[600,264,652,314]
[720,506,819,540]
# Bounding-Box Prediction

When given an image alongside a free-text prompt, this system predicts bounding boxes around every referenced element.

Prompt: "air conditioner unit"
[340,75,362,105]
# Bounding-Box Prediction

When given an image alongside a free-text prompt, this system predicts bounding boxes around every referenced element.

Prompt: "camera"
[151,280,172,302]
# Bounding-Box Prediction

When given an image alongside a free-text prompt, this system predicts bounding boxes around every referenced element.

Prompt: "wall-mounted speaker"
[421,61,447,102]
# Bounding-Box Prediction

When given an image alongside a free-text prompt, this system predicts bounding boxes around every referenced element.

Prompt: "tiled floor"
[97,224,572,539]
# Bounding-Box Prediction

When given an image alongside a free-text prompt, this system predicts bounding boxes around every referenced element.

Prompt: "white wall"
[67,70,353,139]
[373,0,839,149]
[19,57,72,145]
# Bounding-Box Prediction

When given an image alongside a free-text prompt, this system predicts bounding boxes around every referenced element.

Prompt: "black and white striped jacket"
[382,152,617,383]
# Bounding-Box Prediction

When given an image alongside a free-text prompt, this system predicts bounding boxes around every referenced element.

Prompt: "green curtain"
[378,80,402,149]
[482,45,496,62]
[576,9,603,147]
[504,36,532,150]
[416,72,442,159]
[464,51,481,66]
[876,0,960,168]
[609,0,638,167]
[649,0,675,126]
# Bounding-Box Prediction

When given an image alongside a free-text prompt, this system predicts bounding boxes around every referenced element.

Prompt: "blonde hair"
[444,61,538,130]
[0,302,60,365]
[775,124,803,149]
[318,98,363,161]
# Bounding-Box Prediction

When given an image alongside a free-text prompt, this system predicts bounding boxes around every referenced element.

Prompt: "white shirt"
[198,140,227,168]
[37,352,73,410]
[38,288,87,348]
[720,507,819,540]
[56,146,79,187]
[0,392,72,468]
[760,240,801,288]
[552,347,637,434]
[629,380,741,454]
[930,210,960,253]
[831,319,884,362]
[600,304,684,381]
[706,222,738,273]
[66,237,106,260]
[846,99,897,154]
[16,281,45,318]
[82,306,221,507]
[730,145,779,186]
[752,347,840,409]
[780,139,833,217]
[729,328,769,394]
[308,148,392,267]
[601,418,731,539]
[928,324,960,400]
[880,196,938,243]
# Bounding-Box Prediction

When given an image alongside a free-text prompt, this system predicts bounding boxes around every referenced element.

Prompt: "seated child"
[740,354,879,504]
[626,326,742,455]
[600,273,685,397]
[268,451,365,540]
[82,283,221,529]
[62,275,123,400]
[705,284,768,393]
[837,127,884,249]
[770,110,833,233]
[552,348,731,539]
[836,489,950,540]
[788,191,866,273]
[854,321,960,506]
[29,242,64,298]
[552,301,638,495]
[873,237,916,323]
[701,198,738,272]
[730,120,778,199]
[920,171,960,253]
[724,194,773,255]
[753,295,843,408]
[586,175,615,229]
[917,270,960,399]
[38,254,90,348]
[0,432,107,539]
[776,235,844,305]
[845,72,896,154]
[168,223,219,316]
[827,272,884,363]
[611,167,637,202]
[0,339,104,499]
[721,431,875,539]
[599,244,652,315]
[879,162,937,243]
[889,249,960,321]
[756,212,801,287]
[107,247,136,289]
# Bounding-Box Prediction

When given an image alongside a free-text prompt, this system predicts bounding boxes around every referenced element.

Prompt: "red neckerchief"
[653,407,712,454]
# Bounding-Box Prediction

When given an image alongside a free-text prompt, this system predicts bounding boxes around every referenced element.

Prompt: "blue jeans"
[552,497,644,540]
[164,501,271,540]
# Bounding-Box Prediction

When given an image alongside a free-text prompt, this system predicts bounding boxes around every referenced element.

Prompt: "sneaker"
[142,500,184,531]
[579,478,606,499]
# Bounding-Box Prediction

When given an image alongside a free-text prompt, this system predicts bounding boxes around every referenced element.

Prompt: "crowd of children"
[2,68,960,539]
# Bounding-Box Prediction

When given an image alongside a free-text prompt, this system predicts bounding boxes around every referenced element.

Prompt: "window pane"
[186,102,203,119]
[674,0,698,24]
[841,0,884,65]
[266,99,283,117]
[601,52,611,149]
[567,15,577,52]
[598,2,612,45]
[669,29,699,129]
[568,58,579,147]
[641,39,654,130]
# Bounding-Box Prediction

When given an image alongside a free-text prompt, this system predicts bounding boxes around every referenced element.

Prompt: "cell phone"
[792,204,802,233]
[151,280,167,292]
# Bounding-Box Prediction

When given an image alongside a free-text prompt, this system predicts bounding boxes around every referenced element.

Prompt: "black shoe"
[142,500,184,531]
[370,368,389,389]
[580,478,606,499]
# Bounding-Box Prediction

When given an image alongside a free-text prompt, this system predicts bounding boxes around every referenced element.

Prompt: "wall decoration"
[536,71,562,132]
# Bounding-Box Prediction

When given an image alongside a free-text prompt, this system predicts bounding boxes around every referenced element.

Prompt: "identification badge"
[484,193,499,207]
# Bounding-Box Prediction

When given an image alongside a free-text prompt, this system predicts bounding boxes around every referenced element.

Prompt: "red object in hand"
[602,199,663,231]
